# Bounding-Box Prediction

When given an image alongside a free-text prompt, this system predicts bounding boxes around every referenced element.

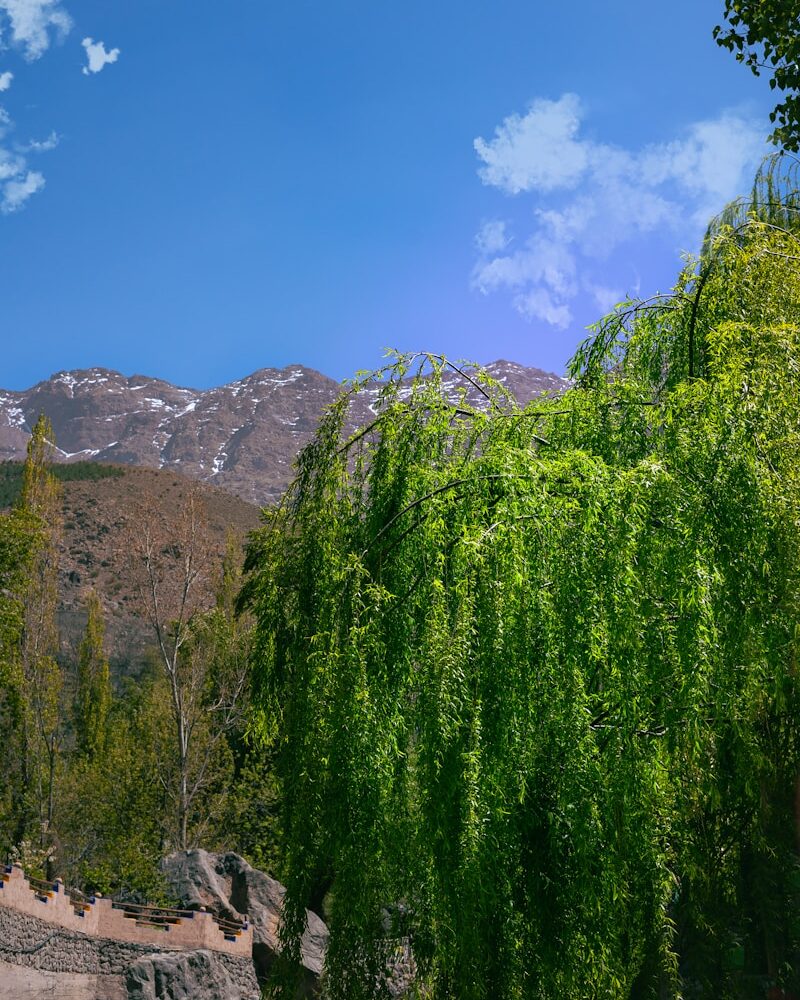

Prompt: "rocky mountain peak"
[0,361,567,506]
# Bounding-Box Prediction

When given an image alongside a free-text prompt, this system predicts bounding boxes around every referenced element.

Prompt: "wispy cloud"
[0,1,80,215]
[1,166,42,210]
[472,94,766,329]
[585,281,625,315]
[23,129,57,151]
[0,94,54,211]
[475,219,511,256]
[81,36,119,75]
[0,0,72,60]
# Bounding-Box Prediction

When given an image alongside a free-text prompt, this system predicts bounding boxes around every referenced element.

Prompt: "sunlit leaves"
[245,220,800,996]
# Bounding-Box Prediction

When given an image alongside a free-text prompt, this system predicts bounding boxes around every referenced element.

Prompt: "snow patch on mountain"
[0,361,565,505]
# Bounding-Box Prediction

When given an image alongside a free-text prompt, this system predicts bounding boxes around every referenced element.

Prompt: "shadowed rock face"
[125,950,260,1000]
[161,850,328,995]
[0,361,567,506]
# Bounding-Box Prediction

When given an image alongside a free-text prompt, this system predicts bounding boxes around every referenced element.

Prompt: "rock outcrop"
[161,850,328,994]
[126,949,260,1000]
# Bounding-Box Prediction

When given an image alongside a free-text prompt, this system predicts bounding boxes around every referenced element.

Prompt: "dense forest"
[3,6,800,997]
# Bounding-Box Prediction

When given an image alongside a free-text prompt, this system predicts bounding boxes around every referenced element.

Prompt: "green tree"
[168,532,254,850]
[17,415,64,856]
[57,665,174,901]
[0,506,36,853]
[714,0,800,150]
[74,589,111,758]
[128,498,250,850]
[243,220,800,997]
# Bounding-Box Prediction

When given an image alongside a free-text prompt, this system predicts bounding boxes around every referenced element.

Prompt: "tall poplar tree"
[0,506,36,852]
[18,414,64,852]
[75,589,111,758]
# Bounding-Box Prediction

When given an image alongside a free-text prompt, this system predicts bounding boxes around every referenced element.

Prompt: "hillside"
[2,462,261,678]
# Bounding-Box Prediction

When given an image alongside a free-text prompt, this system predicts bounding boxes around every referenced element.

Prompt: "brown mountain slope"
[46,465,261,678]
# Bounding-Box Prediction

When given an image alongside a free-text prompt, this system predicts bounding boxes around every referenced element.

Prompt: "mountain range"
[0,361,567,506]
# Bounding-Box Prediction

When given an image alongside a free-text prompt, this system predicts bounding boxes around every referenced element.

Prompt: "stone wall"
[0,907,259,999]
[0,866,260,1000]
[0,864,252,956]
[0,958,127,1000]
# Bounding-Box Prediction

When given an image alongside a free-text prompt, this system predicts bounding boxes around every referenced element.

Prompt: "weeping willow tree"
[243,162,800,999]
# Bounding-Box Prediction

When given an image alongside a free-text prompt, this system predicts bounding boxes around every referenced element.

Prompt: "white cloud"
[475,234,576,298]
[1,167,43,211]
[473,95,767,329]
[81,36,119,75]
[515,287,573,329]
[0,0,72,60]
[0,2,75,218]
[0,144,20,179]
[585,282,625,314]
[475,220,510,256]
[0,100,53,212]
[23,129,57,151]
[475,94,588,195]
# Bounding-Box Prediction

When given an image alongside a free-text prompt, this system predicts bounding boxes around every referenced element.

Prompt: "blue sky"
[0,1,775,389]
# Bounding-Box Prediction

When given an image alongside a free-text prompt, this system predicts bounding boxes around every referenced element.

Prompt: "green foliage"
[243,218,800,997]
[714,0,800,150]
[16,415,64,861]
[0,509,34,661]
[222,739,283,879]
[0,425,279,900]
[704,153,800,240]
[0,506,36,850]
[56,667,175,902]
[74,590,111,757]
[188,538,283,870]
[0,459,123,509]
[53,460,124,485]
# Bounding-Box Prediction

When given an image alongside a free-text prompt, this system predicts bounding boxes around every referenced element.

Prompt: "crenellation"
[0,864,252,957]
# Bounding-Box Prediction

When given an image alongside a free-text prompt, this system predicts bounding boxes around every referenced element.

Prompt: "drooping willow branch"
[361,472,566,557]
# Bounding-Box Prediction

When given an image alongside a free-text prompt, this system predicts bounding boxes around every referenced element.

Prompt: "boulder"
[161,850,328,993]
[125,949,259,1000]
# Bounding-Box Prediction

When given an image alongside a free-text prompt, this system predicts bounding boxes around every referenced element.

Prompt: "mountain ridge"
[0,361,567,505]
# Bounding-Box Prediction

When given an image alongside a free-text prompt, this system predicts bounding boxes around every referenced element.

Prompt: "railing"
[214,914,248,941]
[26,874,57,901]
[109,900,250,940]
[111,900,197,930]
[67,886,94,917]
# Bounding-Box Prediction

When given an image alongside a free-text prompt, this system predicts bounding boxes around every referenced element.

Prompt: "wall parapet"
[0,864,252,958]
